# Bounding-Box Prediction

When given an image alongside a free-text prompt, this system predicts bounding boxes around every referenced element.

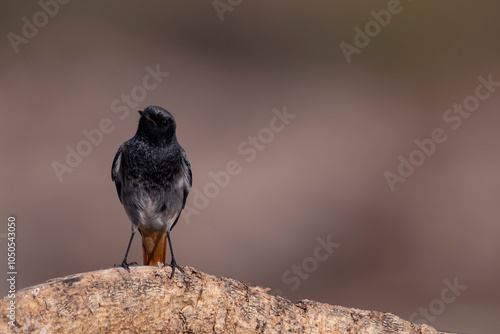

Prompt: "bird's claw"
[114,260,138,271]
[169,260,184,278]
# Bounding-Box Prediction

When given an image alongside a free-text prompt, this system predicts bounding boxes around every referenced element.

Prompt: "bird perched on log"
[111,105,192,277]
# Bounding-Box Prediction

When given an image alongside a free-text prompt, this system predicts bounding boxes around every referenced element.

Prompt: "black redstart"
[112,106,192,277]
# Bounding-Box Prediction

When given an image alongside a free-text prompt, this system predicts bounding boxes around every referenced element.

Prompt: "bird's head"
[136,106,177,144]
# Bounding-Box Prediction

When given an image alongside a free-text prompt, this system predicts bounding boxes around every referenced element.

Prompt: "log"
[0,266,451,333]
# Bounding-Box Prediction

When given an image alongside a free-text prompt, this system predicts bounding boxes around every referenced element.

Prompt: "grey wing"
[180,149,192,209]
[167,149,192,231]
[111,145,124,203]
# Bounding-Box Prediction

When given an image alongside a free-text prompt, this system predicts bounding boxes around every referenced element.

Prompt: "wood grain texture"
[0,266,449,333]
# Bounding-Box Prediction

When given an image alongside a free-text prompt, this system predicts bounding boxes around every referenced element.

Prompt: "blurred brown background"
[1,1,499,333]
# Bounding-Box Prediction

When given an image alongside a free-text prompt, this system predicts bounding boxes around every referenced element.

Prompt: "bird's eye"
[162,120,168,127]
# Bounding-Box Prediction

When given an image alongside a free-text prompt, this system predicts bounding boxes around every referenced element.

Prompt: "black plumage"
[112,106,192,276]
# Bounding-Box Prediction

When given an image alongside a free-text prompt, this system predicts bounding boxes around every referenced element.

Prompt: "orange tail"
[140,228,167,266]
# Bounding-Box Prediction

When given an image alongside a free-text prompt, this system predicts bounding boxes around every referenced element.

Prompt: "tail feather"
[140,228,167,266]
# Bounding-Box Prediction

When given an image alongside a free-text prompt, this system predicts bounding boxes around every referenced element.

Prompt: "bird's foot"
[168,259,184,278]
[114,260,138,271]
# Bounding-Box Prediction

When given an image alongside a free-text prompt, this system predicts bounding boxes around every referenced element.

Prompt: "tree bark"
[1,266,451,333]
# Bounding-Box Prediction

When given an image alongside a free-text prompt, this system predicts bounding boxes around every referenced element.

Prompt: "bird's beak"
[138,110,156,126]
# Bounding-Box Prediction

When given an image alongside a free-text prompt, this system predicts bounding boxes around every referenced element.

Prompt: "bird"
[111,105,192,277]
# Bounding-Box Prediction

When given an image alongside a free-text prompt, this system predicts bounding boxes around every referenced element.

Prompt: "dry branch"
[1,266,447,333]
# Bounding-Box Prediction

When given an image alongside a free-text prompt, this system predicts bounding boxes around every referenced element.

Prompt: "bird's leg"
[167,231,184,278]
[115,230,138,270]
